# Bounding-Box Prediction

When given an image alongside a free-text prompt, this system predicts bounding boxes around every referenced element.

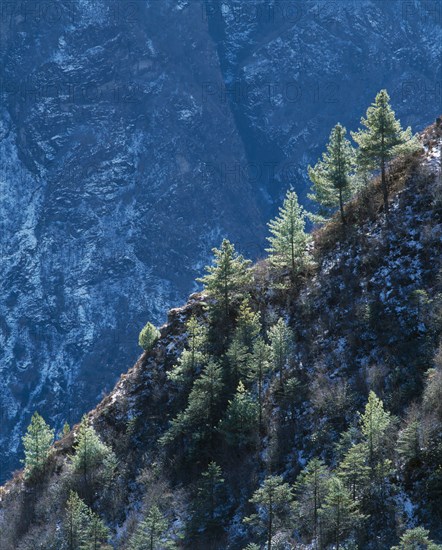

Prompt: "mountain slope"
[0,120,441,549]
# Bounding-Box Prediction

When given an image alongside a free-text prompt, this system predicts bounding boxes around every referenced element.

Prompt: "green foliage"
[351,89,419,212]
[22,411,54,479]
[71,416,113,483]
[219,381,259,448]
[226,301,262,385]
[319,476,365,549]
[128,505,174,550]
[193,462,226,532]
[197,239,252,317]
[63,491,109,550]
[268,318,294,388]
[397,418,422,467]
[244,475,293,550]
[161,360,224,450]
[138,322,160,351]
[266,189,312,283]
[168,316,208,384]
[391,527,442,549]
[359,391,392,470]
[247,338,272,431]
[308,123,356,224]
[337,443,370,501]
[294,458,331,541]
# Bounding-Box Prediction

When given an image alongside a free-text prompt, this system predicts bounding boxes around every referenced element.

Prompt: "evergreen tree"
[319,477,364,550]
[161,360,224,450]
[139,322,160,351]
[397,419,422,467]
[267,190,311,283]
[71,416,112,484]
[168,316,208,385]
[63,491,109,550]
[359,391,392,474]
[193,462,226,532]
[22,412,54,479]
[64,491,90,550]
[391,527,442,550]
[226,301,262,386]
[219,381,259,448]
[244,475,293,550]
[308,123,355,224]
[268,318,294,389]
[197,239,252,318]
[128,505,169,550]
[337,443,370,501]
[293,458,331,543]
[351,89,418,214]
[247,338,272,432]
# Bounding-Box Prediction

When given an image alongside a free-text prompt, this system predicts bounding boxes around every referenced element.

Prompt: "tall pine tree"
[22,412,54,479]
[266,190,311,284]
[351,89,418,214]
[308,123,355,225]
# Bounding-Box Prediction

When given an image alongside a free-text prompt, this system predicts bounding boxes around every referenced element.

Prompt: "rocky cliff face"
[0,0,441,480]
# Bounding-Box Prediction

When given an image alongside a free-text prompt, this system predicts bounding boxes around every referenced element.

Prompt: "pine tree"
[71,416,112,484]
[168,316,208,384]
[267,190,311,283]
[319,477,364,550]
[161,360,224,450]
[247,338,272,432]
[193,462,226,532]
[244,475,293,550]
[197,239,252,318]
[22,411,54,479]
[64,491,90,550]
[219,381,259,448]
[268,318,294,389]
[397,418,422,468]
[293,458,331,543]
[337,443,370,501]
[308,123,355,224]
[391,527,442,550]
[129,505,169,550]
[139,322,160,351]
[86,510,110,550]
[226,301,262,386]
[351,89,419,214]
[359,391,392,474]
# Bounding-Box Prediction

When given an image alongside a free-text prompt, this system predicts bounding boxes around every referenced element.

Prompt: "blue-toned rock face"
[0,0,441,480]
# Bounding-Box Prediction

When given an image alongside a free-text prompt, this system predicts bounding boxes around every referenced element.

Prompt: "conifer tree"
[244,475,293,550]
[359,391,392,474]
[268,318,294,389]
[198,239,252,317]
[294,458,331,543]
[397,418,422,467]
[193,462,226,532]
[351,89,418,214]
[168,316,208,385]
[63,491,109,550]
[226,301,262,385]
[337,443,370,501]
[219,381,259,448]
[161,360,224,449]
[391,527,442,550]
[319,477,364,550]
[71,416,112,484]
[267,190,311,283]
[139,322,160,351]
[128,505,169,550]
[308,123,355,224]
[22,411,54,479]
[247,338,272,432]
